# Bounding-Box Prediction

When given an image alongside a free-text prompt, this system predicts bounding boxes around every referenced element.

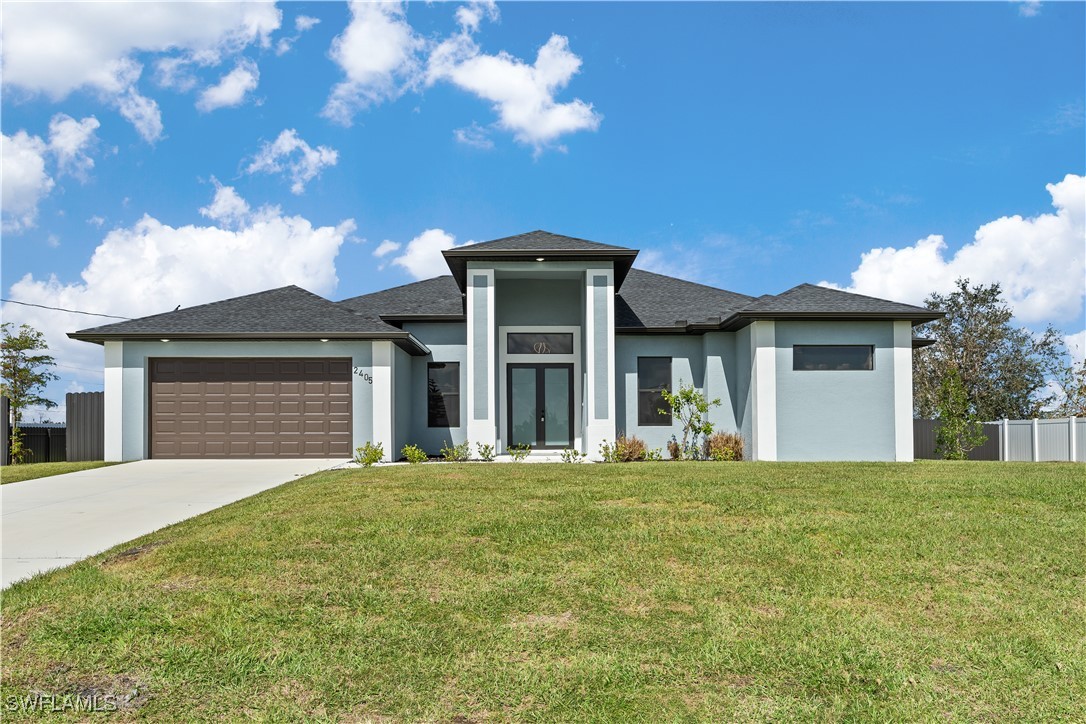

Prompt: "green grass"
[1,462,1082,721]
[0,460,121,485]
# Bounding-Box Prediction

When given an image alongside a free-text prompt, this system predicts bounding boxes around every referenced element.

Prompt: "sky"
[2,0,1084,421]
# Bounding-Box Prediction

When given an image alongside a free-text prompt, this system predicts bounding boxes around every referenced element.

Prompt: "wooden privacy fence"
[914,417,1084,462]
[1,392,105,465]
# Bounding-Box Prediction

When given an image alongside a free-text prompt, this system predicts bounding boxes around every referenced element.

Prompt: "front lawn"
[1,462,1082,720]
[0,460,120,485]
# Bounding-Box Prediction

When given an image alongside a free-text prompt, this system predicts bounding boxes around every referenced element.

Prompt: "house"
[70,230,941,462]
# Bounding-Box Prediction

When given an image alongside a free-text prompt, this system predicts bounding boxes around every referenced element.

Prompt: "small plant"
[706,431,744,461]
[560,448,586,463]
[354,441,384,467]
[507,443,531,462]
[667,438,681,460]
[401,444,428,464]
[599,440,618,463]
[615,435,647,462]
[660,381,721,459]
[440,440,471,462]
[644,447,664,461]
[476,442,495,462]
[935,368,987,460]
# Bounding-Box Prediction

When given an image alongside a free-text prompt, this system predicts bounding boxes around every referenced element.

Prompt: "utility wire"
[1,298,132,320]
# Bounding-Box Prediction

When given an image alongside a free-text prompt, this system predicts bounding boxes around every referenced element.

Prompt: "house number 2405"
[352,367,373,384]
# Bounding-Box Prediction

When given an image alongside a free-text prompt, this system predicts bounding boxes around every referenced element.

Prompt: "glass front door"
[507,364,574,449]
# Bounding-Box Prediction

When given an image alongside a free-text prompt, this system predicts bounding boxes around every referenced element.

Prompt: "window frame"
[426,362,461,428]
[637,356,673,426]
[792,345,875,372]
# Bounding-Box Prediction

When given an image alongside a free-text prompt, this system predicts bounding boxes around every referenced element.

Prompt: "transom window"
[427,362,460,427]
[637,357,672,425]
[793,345,874,371]
[507,332,574,355]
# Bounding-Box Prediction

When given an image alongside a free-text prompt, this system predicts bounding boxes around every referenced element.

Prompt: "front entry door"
[507,364,574,449]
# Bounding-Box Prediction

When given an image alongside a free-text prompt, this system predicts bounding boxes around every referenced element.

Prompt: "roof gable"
[740,283,936,316]
[459,230,634,252]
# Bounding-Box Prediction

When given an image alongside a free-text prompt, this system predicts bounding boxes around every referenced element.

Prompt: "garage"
[149,358,352,458]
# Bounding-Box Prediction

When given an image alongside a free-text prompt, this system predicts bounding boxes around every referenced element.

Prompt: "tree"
[913,279,1064,420]
[659,381,721,460]
[934,368,987,460]
[1050,358,1086,417]
[1,323,59,464]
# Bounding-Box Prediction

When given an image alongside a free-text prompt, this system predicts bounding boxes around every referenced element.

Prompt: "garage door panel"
[150,357,351,458]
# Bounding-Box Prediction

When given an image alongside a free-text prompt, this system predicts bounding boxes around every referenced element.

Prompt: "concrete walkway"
[1,459,348,589]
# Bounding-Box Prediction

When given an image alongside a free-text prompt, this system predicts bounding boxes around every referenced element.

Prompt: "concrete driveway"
[1,458,349,589]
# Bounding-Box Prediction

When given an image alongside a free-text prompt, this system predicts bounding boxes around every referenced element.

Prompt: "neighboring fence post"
[1001,418,1009,462]
[1071,416,1077,463]
[1031,418,1040,462]
[1,397,8,467]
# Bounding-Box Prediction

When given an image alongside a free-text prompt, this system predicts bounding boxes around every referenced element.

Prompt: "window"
[793,345,874,371]
[507,332,574,355]
[427,362,460,427]
[637,357,672,425]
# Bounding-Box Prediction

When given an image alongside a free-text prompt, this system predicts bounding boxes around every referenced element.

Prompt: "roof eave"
[442,248,639,291]
[719,310,945,331]
[67,330,432,356]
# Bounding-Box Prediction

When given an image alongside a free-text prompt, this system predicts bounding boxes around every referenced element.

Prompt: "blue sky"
[2,1,1084,417]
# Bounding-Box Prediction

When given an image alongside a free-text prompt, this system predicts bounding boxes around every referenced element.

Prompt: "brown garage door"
[149,358,352,458]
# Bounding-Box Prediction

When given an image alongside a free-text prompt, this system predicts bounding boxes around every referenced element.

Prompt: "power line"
[1,298,132,320]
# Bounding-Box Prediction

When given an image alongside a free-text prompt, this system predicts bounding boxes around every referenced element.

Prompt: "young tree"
[1,323,59,464]
[913,279,1064,420]
[934,367,987,460]
[659,381,721,460]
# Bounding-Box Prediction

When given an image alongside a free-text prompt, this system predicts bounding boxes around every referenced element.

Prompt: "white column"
[583,269,616,460]
[750,320,777,461]
[372,341,394,462]
[103,341,124,462]
[466,268,496,451]
[893,320,914,462]
[1002,418,1009,462]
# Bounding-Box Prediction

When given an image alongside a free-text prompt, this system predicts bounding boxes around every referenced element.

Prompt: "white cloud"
[196,59,260,112]
[823,174,1086,325]
[245,129,339,195]
[87,215,106,228]
[3,185,355,390]
[1,131,56,232]
[1,2,280,140]
[296,15,321,32]
[390,229,466,279]
[47,114,100,179]
[1065,330,1086,365]
[115,88,164,142]
[373,239,402,258]
[428,33,601,152]
[199,181,251,227]
[322,1,423,125]
[456,0,499,33]
[1019,1,1041,17]
[454,122,494,150]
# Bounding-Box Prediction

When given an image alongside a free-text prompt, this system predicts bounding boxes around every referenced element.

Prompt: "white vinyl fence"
[1000,417,1084,462]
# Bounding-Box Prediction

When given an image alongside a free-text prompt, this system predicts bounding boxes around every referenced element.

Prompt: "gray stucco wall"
[734,326,753,451]
[402,322,469,455]
[774,320,896,461]
[495,278,582,327]
[113,339,373,461]
[615,334,709,452]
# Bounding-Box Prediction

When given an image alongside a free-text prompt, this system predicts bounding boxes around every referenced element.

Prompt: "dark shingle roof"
[616,268,756,329]
[739,283,937,317]
[69,285,409,340]
[458,230,633,252]
[442,230,639,290]
[337,276,464,319]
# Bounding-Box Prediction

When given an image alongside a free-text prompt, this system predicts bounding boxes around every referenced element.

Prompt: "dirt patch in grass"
[510,611,575,629]
[100,542,164,567]
[28,666,150,711]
